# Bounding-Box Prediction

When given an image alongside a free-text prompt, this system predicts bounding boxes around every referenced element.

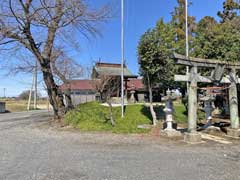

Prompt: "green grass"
[173,103,206,124]
[65,101,190,134]
[173,103,188,124]
[65,102,153,133]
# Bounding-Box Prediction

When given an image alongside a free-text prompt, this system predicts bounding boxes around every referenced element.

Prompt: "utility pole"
[185,0,189,94]
[3,88,6,98]
[27,71,34,110]
[121,0,125,118]
[34,60,37,109]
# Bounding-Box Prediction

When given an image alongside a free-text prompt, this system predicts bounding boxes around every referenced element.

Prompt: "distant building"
[92,62,137,79]
[60,79,96,105]
[60,62,147,105]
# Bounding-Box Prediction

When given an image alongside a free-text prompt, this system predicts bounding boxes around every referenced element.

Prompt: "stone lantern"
[129,84,136,104]
[161,89,181,137]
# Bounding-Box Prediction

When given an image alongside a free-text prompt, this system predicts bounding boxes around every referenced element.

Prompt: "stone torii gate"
[174,53,240,142]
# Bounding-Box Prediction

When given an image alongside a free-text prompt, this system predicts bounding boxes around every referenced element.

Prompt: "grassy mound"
[65,101,188,133]
[65,102,153,133]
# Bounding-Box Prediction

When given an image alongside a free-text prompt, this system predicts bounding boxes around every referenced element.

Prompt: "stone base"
[163,122,178,130]
[202,126,221,134]
[137,124,153,129]
[184,132,202,143]
[161,129,182,137]
[226,128,240,139]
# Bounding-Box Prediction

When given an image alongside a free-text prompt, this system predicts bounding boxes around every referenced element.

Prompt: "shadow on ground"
[141,105,165,123]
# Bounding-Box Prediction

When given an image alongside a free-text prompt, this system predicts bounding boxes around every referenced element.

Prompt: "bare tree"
[0,0,109,119]
[93,75,120,126]
[51,49,83,110]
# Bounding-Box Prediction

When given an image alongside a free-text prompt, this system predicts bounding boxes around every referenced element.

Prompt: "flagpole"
[121,0,125,118]
[185,0,189,93]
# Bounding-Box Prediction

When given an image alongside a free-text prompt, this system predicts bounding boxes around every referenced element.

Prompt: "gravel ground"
[0,111,240,180]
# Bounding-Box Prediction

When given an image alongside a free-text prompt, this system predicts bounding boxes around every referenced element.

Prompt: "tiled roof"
[60,79,145,91]
[94,63,137,77]
[95,63,124,68]
[127,79,145,90]
[60,80,95,90]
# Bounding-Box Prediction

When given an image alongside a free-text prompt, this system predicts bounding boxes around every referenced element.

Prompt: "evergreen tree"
[138,19,176,125]
[217,0,240,23]
[171,0,196,55]
[194,6,240,61]
[138,19,176,93]
[193,16,219,59]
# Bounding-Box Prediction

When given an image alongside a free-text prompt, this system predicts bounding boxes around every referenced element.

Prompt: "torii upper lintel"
[173,53,240,69]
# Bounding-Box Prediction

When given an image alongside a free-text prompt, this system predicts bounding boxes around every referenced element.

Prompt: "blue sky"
[0,0,224,97]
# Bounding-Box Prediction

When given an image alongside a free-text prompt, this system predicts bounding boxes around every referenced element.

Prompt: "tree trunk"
[107,97,115,126]
[41,61,65,119]
[51,62,74,110]
[147,74,157,126]
[64,88,74,111]
[149,88,157,126]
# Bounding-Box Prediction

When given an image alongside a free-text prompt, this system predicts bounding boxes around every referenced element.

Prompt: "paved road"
[0,110,52,130]
[0,111,240,180]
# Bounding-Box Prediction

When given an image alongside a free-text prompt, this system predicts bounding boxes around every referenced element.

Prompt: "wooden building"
[60,62,147,105]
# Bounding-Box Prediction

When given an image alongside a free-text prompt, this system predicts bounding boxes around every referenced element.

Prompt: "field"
[0,99,49,112]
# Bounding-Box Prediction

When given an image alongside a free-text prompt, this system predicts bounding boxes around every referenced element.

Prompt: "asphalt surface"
[0,111,240,180]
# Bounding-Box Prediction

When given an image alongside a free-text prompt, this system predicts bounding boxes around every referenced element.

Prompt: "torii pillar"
[227,68,240,138]
[184,66,202,143]
[188,66,198,132]
[174,53,240,139]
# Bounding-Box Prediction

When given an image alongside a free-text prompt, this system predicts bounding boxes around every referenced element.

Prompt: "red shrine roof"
[126,79,145,90]
[60,80,94,90]
[60,79,145,91]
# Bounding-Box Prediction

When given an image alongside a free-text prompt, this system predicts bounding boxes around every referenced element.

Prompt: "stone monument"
[0,102,6,113]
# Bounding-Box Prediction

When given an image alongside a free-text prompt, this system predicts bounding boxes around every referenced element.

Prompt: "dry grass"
[1,99,49,112]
